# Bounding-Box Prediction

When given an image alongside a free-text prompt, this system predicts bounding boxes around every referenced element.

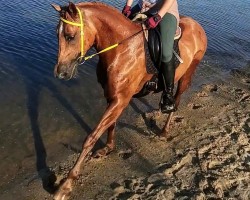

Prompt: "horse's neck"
[82,3,140,51]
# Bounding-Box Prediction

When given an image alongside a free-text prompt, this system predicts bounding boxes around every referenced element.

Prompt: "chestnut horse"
[52,2,207,199]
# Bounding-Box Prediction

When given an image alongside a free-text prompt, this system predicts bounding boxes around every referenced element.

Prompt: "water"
[179,0,250,70]
[0,0,249,193]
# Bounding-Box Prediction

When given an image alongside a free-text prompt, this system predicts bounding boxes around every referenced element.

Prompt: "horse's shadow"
[127,98,162,135]
[19,65,105,193]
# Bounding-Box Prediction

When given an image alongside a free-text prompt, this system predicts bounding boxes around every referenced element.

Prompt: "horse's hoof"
[53,182,72,200]
[93,146,113,158]
[159,129,173,139]
[54,189,71,200]
[159,132,167,139]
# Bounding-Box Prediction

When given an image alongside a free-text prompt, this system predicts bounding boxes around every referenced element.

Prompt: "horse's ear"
[68,2,78,16]
[51,3,61,12]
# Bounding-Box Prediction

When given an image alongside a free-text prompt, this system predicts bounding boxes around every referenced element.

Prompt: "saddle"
[146,24,182,73]
[132,14,182,98]
[132,14,182,73]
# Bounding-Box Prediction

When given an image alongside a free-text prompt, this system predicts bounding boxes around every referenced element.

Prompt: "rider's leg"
[159,13,177,113]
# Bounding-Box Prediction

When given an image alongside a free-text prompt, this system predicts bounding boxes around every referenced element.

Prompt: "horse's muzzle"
[54,63,76,80]
[57,72,68,79]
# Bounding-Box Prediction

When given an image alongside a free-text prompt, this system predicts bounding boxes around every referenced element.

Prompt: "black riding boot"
[160,59,177,113]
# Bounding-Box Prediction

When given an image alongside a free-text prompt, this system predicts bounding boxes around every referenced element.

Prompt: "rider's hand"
[145,13,162,29]
[122,5,131,18]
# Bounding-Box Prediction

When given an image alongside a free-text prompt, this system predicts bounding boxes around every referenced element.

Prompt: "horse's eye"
[65,35,75,42]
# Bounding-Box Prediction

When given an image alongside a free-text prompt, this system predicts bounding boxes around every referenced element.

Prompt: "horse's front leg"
[92,100,116,158]
[93,122,116,158]
[54,97,129,200]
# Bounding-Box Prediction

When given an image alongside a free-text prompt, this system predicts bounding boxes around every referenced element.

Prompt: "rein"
[60,6,143,64]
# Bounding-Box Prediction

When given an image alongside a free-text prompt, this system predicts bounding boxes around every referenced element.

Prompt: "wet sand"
[0,63,250,200]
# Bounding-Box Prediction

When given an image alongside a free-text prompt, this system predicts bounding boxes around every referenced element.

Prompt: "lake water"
[0,0,249,196]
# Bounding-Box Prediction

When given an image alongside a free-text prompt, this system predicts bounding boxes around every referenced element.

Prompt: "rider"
[122,0,179,113]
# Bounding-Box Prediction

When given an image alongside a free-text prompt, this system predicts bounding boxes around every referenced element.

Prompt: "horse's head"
[52,2,95,80]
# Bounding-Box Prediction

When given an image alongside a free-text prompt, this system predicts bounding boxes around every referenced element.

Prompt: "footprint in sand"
[203,84,218,92]
[242,78,250,84]
[232,88,250,102]
[196,91,209,97]
[173,116,184,123]
[192,104,203,109]
[188,103,203,110]
[118,149,133,160]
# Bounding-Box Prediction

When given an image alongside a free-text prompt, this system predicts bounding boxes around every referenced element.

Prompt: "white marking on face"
[59,22,63,34]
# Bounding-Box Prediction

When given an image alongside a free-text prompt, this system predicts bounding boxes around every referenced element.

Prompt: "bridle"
[60,7,85,63]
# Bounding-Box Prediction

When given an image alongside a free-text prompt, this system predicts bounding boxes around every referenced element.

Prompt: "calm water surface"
[0,0,249,193]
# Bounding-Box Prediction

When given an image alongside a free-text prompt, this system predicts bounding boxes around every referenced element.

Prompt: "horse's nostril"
[58,72,67,79]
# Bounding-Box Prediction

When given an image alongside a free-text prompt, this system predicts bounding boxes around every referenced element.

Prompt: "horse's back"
[179,16,207,54]
[174,16,207,82]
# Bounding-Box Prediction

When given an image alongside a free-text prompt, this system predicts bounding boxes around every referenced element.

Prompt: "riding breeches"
[159,13,177,62]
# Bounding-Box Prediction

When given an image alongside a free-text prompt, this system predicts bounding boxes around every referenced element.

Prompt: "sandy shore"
[0,64,249,200]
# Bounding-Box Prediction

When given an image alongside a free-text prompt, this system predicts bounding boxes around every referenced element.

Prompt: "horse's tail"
[174,49,206,107]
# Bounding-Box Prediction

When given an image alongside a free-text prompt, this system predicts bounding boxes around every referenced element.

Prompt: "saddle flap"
[148,28,162,68]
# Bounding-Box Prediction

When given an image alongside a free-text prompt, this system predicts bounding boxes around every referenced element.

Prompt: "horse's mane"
[76,2,137,27]
[59,2,139,32]
[61,2,135,25]
[77,2,122,16]
[59,2,117,20]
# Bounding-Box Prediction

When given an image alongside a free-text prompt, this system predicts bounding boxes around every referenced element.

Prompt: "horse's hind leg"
[161,57,202,137]
[160,112,174,137]
[175,58,201,107]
